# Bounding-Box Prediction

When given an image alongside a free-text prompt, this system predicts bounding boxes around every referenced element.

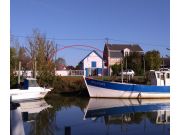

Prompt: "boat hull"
[84,78,170,98]
[10,88,51,102]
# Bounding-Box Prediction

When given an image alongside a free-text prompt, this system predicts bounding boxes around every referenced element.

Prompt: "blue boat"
[84,70,170,98]
[84,98,170,121]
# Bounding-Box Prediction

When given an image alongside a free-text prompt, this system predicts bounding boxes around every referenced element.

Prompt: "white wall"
[15,70,33,77]
[83,51,103,69]
[55,70,69,76]
[82,51,104,76]
[15,70,83,77]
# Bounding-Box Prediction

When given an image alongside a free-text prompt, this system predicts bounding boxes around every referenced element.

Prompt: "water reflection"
[84,98,170,134]
[24,97,89,135]
[11,96,170,135]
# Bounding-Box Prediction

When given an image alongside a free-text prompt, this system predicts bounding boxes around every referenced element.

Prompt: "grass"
[47,75,147,97]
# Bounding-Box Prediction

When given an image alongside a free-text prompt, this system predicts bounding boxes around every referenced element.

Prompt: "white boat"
[10,78,52,102]
[84,70,170,98]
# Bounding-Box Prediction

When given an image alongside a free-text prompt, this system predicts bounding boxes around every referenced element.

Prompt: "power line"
[12,35,169,48]
[12,35,105,41]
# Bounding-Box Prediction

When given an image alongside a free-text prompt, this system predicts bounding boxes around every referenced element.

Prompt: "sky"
[11,0,170,66]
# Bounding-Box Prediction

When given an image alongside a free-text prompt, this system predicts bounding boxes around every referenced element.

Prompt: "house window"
[91,61,96,68]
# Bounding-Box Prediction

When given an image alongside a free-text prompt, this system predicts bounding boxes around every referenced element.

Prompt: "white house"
[79,50,104,77]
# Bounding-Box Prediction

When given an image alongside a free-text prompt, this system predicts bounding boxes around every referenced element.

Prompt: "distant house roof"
[110,51,123,58]
[106,44,143,52]
[79,50,103,63]
[66,65,75,70]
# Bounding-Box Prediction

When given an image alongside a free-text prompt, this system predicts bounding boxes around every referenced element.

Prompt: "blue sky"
[11,0,170,66]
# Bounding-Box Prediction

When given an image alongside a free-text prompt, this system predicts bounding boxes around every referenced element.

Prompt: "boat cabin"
[148,70,170,86]
[156,110,170,124]
[22,78,40,89]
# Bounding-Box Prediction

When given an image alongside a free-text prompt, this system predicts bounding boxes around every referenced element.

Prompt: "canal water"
[12,96,170,135]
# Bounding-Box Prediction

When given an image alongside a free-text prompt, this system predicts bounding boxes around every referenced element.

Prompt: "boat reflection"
[11,99,52,135]
[20,99,52,122]
[84,98,170,125]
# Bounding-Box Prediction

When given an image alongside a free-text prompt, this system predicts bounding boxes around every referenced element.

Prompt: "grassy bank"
[48,76,88,96]
[48,75,147,97]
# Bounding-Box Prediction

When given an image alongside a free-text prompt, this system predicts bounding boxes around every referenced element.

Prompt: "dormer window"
[125,52,128,56]
[123,48,130,56]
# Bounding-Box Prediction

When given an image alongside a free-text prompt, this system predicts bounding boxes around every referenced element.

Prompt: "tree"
[111,63,121,76]
[66,65,75,70]
[10,47,18,72]
[18,47,31,70]
[145,50,161,70]
[126,52,143,75]
[26,29,56,86]
[10,47,18,88]
[75,62,82,70]
[10,36,21,88]
[55,57,66,70]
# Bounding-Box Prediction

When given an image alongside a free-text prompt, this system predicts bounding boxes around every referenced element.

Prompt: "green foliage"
[10,47,18,71]
[50,76,87,94]
[126,52,144,75]
[111,51,162,76]
[145,50,161,70]
[111,52,144,76]
[111,63,121,76]
[18,47,31,70]
[10,74,18,89]
[10,47,18,88]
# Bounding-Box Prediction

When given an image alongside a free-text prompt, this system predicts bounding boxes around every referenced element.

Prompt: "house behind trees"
[103,43,144,76]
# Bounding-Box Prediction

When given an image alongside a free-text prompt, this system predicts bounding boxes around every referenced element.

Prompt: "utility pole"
[18,61,21,85]
[143,53,146,79]
[105,37,109,44]
[121,59,123,83]
[125,56,128,82]
[105,38,110,76]
[34,57,37,79]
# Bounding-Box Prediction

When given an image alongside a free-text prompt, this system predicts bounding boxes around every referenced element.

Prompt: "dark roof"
[79,50,103,63]
[110,51,123,58]
[106,44,143,52]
